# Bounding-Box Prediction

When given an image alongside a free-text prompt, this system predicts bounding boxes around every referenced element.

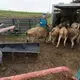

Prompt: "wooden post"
[12,18,15,25]
[29,19,31,29]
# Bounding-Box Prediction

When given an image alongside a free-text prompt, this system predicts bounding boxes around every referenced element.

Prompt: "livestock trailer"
[52,2,80,27]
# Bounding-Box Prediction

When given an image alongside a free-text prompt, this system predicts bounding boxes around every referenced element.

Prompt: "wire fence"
[0,15,50,42]
[0,17,40,35]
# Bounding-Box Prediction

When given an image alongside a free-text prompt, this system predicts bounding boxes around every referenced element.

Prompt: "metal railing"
[0,18,40,34]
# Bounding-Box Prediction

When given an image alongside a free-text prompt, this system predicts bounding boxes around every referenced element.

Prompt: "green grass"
[0,10,51,23]
[47,15,52,24]
[0,10,43,18]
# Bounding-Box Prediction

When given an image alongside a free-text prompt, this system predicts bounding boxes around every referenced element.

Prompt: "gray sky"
[0,0,72,12]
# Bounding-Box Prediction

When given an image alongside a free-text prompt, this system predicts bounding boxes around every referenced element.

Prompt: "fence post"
[12,18,15,25]
[17,19,20,29]
[35,17,38,26]
[29,19,31,28]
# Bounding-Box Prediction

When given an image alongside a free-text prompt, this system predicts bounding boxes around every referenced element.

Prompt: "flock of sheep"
[25,22,80,48]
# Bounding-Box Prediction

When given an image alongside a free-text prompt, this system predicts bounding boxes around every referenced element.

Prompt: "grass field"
[0,10,43,18]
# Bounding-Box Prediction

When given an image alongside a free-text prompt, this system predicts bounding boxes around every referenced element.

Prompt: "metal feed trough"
[0,43,40,60]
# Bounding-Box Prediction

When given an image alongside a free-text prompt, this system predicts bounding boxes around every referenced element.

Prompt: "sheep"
[75,23,80,43]
[25,27,39,42]
[56,21,80,48]
[56,26,68,48]
[67,27,79,48]
[71,22,80,44]
[49,22,68,48]
[57,22,79,48]
[48,26,60,44]
[25,27,49,42]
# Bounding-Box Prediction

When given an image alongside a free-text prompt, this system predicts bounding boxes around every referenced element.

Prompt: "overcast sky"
[0,0,72,12]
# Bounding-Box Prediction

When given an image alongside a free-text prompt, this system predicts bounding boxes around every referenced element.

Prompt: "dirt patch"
[0,42,80,80]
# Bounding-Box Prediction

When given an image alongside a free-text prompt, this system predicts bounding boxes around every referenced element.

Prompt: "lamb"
[49,23,68,48]
[25,27,49,42]
[56,26,68,48]
[71,22,80,44]
[56,22,79,48]
[56,22,80,48]
[67,27,79,48]
[48,26,60,44]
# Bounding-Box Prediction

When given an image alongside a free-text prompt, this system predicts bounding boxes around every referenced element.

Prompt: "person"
[39,13,50,31]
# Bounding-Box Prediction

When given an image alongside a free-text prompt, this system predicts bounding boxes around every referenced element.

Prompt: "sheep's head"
[71,23,79,29]
[48,28,56,41]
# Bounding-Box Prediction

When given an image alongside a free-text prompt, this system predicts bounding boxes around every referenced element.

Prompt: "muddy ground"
[0,37,80,80]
